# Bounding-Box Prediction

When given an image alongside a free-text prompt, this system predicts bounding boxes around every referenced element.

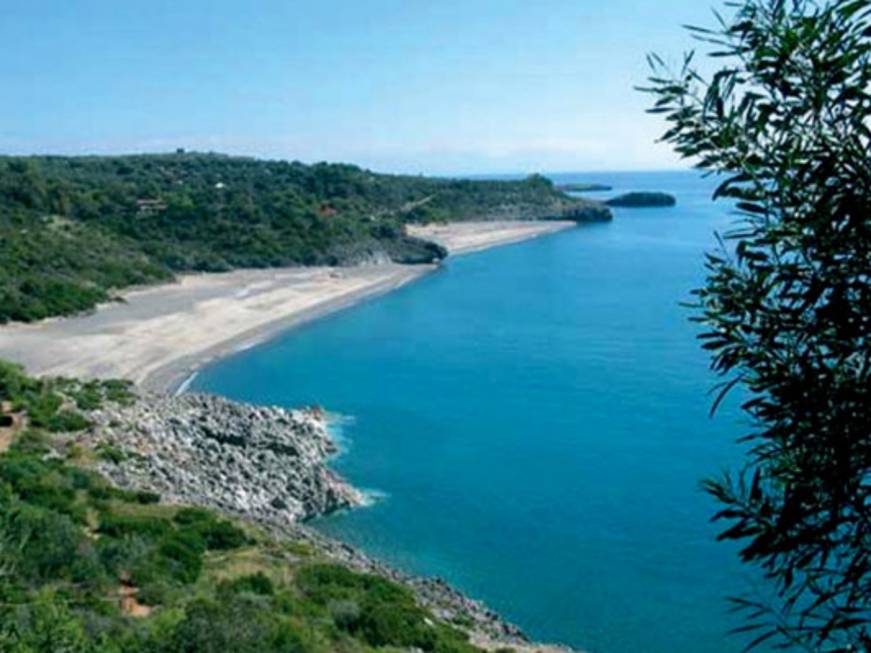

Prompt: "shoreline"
[0,220,575,393]
[407,219,575,255]
[0,219,581,652]
[143,263,437,394]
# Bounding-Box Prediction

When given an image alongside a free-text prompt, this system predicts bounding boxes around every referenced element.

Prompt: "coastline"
[0,220,575,393]
[408,219,575,255]
[0,218,582,652]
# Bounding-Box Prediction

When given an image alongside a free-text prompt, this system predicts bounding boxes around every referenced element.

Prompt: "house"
[136,199,168,215]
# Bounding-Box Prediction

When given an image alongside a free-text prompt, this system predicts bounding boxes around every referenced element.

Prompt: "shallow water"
[193,171,756,653]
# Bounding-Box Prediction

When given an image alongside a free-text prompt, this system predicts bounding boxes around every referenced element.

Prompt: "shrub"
[327,598,361,631]
[134,490,161,505]
[173,507,247,550]
[6,504,85,581]
[224,572,275,596]
[95,442,128,464]
[98,513,172,539]
[169,596,312,653]
[156,530,205,584]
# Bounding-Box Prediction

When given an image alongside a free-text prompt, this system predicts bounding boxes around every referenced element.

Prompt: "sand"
[0,221,575,391]
[407,220,575,255]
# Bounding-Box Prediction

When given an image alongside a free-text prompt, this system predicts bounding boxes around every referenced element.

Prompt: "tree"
[644,0,871,650]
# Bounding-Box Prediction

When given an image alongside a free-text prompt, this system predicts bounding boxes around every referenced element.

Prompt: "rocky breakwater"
[86,393,363,523]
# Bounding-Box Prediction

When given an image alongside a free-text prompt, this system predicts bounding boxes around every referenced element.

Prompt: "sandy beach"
[408,219,575,254]
[0,221,575,391]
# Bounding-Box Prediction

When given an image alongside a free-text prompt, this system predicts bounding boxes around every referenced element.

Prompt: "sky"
[0,1,722,175]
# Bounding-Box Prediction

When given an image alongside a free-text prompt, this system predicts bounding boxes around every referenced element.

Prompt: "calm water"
[192,171,756,653]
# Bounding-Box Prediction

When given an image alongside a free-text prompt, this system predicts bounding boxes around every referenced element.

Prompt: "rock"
[85,393,363,523]
[605,192,677,208]
[560,199,613,222]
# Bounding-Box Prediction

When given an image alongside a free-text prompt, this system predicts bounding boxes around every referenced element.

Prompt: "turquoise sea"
[192,171,755,653]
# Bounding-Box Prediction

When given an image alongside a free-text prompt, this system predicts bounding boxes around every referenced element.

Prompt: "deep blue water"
[192,171,757,653]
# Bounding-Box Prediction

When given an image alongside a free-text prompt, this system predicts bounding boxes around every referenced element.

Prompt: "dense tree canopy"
[645,0,871,649]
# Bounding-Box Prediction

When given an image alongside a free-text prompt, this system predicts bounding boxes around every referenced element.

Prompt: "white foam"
[174,371,198,395]
[358,488,390,507]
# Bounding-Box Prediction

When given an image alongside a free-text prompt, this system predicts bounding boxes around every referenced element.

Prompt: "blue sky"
[1,1,720,174]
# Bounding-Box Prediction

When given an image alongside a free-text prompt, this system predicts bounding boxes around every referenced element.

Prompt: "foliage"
[644,0,871,649]
[0,153,593,323]
[0,360,135,435]
[296,564,479,652]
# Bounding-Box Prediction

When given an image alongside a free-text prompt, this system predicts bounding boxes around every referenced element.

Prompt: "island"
[555,182,613,193]
[605,191,677,207]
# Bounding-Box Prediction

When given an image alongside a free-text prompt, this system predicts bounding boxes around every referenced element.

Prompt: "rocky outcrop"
[560,199,613,222]
[85,393,363,523]
[605,192,676,208]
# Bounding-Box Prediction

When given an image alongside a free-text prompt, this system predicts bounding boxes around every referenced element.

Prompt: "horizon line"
[0,147,694,178]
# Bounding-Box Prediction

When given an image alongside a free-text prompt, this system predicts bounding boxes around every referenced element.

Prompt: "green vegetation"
[604,192,676,208]
[646,0,871,648]
[0,361,490,652]
[0,153,601,323]
[555,183,612,193]
[0,359,133,432]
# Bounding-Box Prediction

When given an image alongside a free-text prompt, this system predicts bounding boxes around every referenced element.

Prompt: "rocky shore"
[85,393,363,522]
[82,391,574,652]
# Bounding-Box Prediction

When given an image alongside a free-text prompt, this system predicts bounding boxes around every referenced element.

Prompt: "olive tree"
[643,1,871,650]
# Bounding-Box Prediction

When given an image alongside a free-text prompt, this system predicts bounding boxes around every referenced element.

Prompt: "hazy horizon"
[2,1,719,175]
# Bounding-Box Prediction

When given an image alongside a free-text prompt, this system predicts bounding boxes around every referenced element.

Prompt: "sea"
[191,170,760,653]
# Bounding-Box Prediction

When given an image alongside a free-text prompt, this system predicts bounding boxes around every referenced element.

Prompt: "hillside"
[0,359,553,653]
[0,153,609,323]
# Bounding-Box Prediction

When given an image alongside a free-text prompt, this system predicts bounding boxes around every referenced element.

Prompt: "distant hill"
[556,182,613,192]
[0,153,610,323]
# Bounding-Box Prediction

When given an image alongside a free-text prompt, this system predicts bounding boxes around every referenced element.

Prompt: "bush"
[169,596,312,653]
[95,442,128,464]
[224,572,275,596]
[156,530,205,584]
[327,598,361,631]
[173,507,247,550]
[6,504,85,581]
[98,513,172,539]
